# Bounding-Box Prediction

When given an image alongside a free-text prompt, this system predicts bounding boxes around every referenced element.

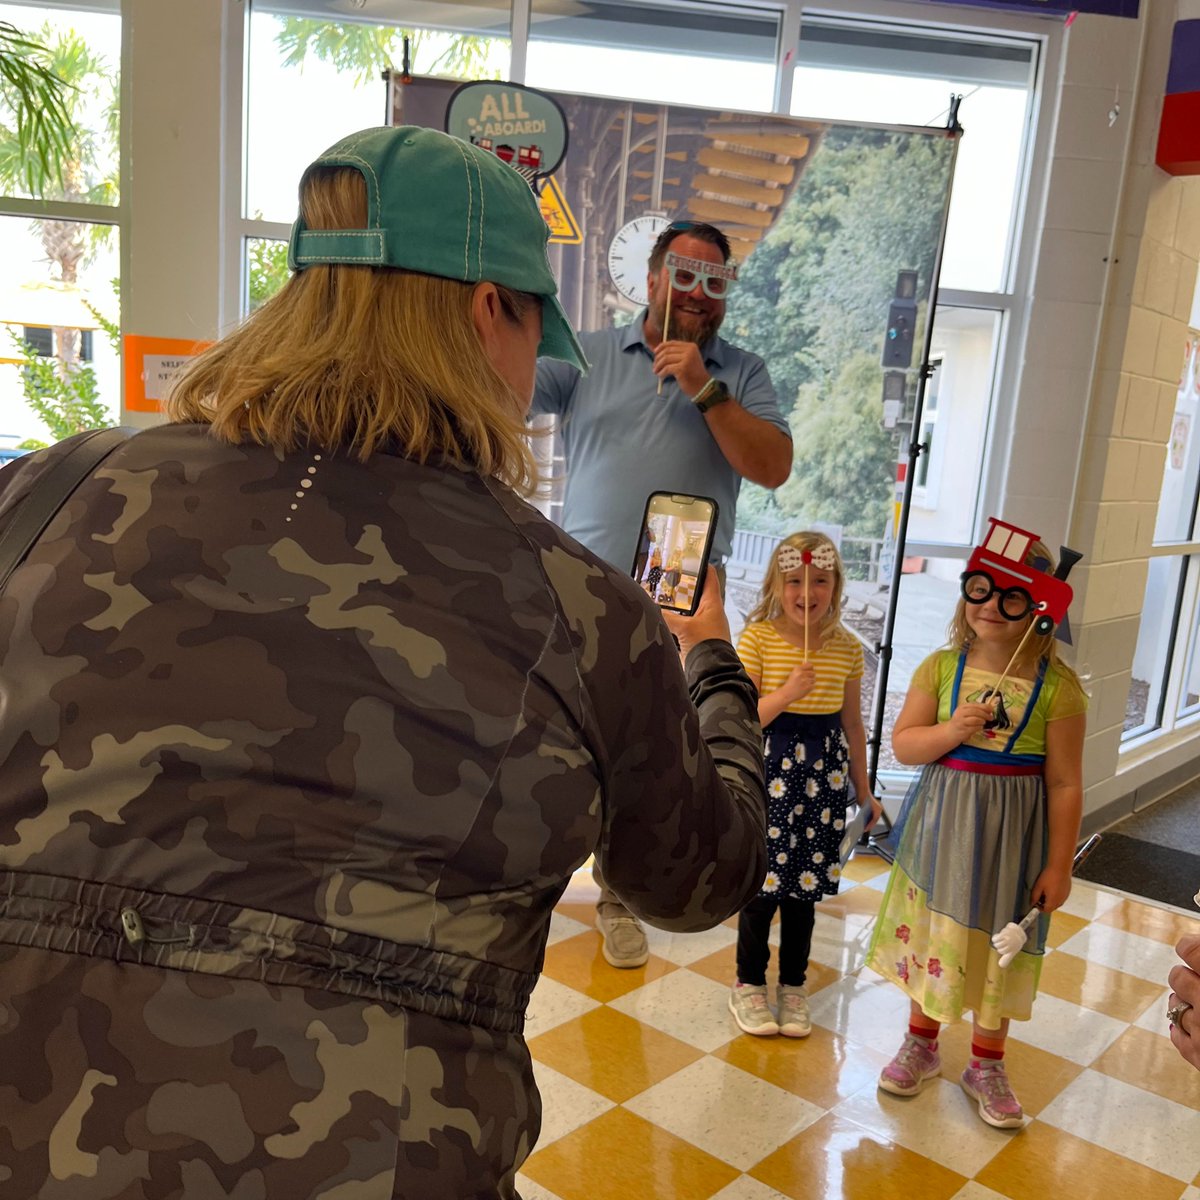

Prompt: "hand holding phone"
[631,492,719,616]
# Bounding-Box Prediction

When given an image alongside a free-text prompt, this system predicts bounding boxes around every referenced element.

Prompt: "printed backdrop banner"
[392,77,957,560]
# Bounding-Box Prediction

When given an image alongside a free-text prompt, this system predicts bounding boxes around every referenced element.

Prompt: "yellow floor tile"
[935,1022,1083,1116]
[528,1006,704,1103]
[1038,947,1166,1021]
[540,931,678,1002]
[975,1119,1185,1200]
[554,899,601,928]
[842,854,892,883]
[749,1111,967,1200]
[1044,909,1089,949]
[1091,1024,1200,1111]
[817,887,884,920]
[713,1024,890,1109]
[522,1107,739,1200]
[686,942,842,996]
[1096,898,1199,946]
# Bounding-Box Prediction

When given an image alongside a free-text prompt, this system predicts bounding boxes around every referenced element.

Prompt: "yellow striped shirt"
[736,621,864,715]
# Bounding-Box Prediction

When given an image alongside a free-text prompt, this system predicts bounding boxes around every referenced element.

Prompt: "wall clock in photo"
[607,213,669,307]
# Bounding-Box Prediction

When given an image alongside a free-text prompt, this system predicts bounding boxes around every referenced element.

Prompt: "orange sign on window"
[123,333,213,413]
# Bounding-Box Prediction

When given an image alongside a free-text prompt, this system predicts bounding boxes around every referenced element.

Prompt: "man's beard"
[651,296,722,345]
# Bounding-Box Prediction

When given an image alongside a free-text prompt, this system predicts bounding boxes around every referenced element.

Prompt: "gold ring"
[1167,1000,1193,1030]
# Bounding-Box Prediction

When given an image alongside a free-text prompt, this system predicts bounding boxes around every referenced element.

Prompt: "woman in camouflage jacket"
[0,127,767,1198]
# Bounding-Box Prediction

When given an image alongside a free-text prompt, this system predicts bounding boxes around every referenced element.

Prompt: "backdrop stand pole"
[865,98,963,859]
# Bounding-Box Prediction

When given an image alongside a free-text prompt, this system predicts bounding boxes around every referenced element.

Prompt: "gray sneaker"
[595,906,648,968]
[777,985,812,1037]
[728,983,780,1036]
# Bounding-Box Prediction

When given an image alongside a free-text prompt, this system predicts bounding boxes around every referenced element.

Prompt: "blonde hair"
[747,531,846,639]
[949,539,1083,684]
[167,167,541,494]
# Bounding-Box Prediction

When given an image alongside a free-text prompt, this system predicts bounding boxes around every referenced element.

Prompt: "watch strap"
[694,378,730,413]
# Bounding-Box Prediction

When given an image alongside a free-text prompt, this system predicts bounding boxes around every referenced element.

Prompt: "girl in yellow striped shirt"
[729,532,882,1038]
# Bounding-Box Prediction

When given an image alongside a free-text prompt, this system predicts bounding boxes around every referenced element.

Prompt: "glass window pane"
[908,307,1001,544]
[790,21,1035,293]
[246,1,512,225]
[0,1,121,205]
[1176,589,1200,719]
[0,214,120,446]
[1125,555,1186,737]
[245,236,290,311]
[527,0,778,111]
[1154,329,1200,543]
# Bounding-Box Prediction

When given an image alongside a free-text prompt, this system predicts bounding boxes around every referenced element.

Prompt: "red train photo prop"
[961,517,1082,636]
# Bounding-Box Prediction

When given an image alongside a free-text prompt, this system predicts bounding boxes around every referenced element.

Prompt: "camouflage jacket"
[0,424,765,1196]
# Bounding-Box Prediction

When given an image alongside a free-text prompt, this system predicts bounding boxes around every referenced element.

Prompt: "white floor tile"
[607,968,739,1052]
[643,920,737,967]
[807,973,913,1056]
[1133,985,1174,1036]
[950,1184,1018,1200]
[525,974,599,1038]
[515,1174,566,1200]
[1038,1069,1200,1181]
[1008,990,1127,1065]
[1056,923,1182,984]
[529,1062,614,1148]
[709,1177,791,1199]
[623,1056,825,1171]
[808,910,876,973]
[1058,881,1125,921]
[545,910,591,946]
[835,1076,1011,1177]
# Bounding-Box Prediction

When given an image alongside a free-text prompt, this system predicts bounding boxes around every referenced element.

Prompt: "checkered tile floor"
[516,855,1200,1200]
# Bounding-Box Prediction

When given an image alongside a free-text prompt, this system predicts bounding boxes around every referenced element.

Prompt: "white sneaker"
[777,985,812,1038]
[595,907,648,968]
[728,983,779,1036]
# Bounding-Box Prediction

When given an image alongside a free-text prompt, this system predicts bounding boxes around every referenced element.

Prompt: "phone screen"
[630,492,719,616]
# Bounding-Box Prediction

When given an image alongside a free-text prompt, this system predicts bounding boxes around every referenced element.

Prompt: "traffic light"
[882,269,918,370]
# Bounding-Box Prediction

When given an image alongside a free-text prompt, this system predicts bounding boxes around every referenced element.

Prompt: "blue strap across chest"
[950,650,1048,762]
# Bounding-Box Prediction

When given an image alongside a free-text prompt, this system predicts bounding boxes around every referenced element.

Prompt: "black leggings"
[736,894,817,988]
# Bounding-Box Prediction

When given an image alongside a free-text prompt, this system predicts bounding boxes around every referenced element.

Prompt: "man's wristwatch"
[693,377,731,414]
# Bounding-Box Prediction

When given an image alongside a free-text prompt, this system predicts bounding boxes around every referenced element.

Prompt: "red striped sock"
[971,1040,1004,1062]
[910,1019,940,1048]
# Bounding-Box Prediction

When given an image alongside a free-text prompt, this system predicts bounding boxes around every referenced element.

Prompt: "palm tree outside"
[0,16,118,444]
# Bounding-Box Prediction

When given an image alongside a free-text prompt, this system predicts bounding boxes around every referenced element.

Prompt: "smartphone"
[630,492,719,616]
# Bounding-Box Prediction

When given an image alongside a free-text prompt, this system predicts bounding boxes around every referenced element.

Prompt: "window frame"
[225,0,1060,553]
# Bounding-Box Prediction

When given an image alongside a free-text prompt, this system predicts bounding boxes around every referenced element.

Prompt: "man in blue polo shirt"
[532,220,793,968]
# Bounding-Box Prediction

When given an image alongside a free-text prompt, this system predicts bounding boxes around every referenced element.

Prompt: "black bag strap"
[0,426,137,594]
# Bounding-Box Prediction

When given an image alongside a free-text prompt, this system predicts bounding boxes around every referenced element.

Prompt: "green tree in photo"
[726,127,955,545]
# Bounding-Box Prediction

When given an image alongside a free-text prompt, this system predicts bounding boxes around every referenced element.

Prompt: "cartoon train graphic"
[961,517,1082,636]
[517,144,543,171]
[468,137,543,173]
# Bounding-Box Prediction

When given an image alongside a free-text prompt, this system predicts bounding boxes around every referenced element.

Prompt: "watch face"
[608,214,669,306]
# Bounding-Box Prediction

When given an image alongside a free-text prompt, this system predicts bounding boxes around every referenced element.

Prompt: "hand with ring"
[1167,932,1200,1070]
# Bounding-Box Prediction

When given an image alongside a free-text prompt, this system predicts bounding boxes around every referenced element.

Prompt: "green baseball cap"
[287,125,586,371]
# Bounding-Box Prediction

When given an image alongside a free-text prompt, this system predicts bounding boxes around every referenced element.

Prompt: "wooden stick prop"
[801,549,812,662]
[987,617,1039,709]
[778,543,838,665]
[992,835,1101,967]
[656,286,673,397]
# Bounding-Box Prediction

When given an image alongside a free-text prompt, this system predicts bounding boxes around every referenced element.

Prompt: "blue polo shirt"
[531,317,789,572]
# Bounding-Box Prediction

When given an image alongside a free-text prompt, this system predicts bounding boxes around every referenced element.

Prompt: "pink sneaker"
[960,1060,1024,1129]
[878,1033,941,1096]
